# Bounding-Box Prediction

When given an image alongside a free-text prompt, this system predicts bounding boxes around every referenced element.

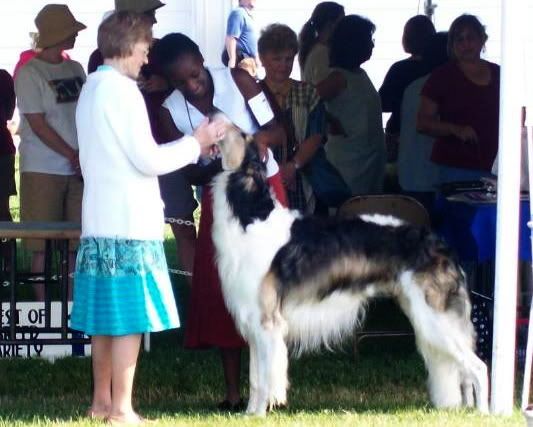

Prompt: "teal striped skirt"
[70,237,180,336]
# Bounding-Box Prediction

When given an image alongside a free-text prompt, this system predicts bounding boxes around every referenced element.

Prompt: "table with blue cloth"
[434,196,531,264]
[434,196,531,363]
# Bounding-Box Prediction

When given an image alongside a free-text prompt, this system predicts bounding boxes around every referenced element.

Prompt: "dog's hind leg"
[397,272,489,413]
[461,378,475,408]
[260,271,288,411]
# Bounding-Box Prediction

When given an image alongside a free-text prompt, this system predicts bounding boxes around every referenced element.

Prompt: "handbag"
[301,145,351,208]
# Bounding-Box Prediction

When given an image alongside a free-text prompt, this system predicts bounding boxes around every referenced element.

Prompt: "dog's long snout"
[218,126,248,171]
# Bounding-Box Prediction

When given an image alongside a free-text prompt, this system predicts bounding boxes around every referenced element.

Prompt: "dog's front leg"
[269,319,289,408]
[460,353,489,413]
[252,328,273,416]
[246,333,259,415]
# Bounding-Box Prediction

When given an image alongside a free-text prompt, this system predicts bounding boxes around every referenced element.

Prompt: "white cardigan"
[76,66,201,240]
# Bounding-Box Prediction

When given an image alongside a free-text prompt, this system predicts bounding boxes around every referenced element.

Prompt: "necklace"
[184,97,195,133]
[184,95,221,133]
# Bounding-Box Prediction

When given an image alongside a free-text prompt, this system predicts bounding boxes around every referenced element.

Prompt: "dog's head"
[213,114,274,228]
[212,113,249,171]
[214,113,266,175]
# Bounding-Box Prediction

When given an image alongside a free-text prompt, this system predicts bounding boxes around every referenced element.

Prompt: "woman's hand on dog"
[193,118,226,156]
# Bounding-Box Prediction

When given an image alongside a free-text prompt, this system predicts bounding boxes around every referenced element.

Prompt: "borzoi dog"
[211,128,489,416]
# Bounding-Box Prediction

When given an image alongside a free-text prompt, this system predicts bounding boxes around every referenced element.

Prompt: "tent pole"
[491,0,526,415]
[424,1,437,19]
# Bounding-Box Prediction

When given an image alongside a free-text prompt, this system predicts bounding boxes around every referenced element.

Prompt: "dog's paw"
[268,402,288,413]
[477,400,489,415]
[245,408,267,417]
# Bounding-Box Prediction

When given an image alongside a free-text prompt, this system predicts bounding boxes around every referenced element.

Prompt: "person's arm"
[140,74,169,93]
[280,134,322,190]
[281,95,325,188]
[108,89,222,176]
[315,72,348,136]
[158,106,185,143]
[378,65,399,113]
[292,135,322,169]
[231,68,286,153]
[159,105,222,184]
[416,95,478,143]
[225,9,245,69]
[225,36,238,68]
[0,70,15,120]
[315,70,347,101]
[24,113,80,171]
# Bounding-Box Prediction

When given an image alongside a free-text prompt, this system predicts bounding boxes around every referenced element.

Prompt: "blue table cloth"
[434,197,531,262]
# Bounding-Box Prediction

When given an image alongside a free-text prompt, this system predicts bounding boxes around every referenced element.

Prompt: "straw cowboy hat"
[115,0,165,13]
[35,4,86,49]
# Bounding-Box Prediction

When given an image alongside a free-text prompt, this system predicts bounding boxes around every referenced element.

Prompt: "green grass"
[0,277,526,426]
[0,336,525,426]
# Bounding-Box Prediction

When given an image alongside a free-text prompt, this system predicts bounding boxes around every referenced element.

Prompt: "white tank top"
[162,67,259,135]
[162,67,278,177]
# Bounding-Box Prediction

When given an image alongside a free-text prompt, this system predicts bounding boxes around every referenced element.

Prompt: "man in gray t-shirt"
[223,0,260,76]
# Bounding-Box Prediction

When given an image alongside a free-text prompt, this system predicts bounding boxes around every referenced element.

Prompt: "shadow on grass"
[0,322,430,422]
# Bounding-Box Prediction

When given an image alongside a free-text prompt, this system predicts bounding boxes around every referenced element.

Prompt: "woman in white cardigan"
[71,12,224,424]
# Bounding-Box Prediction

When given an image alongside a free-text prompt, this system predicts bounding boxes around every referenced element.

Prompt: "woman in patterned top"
[258,23,327,213]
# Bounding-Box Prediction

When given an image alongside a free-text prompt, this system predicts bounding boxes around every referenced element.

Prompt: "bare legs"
[31,251,77,301]
[90,336,112,418]
[220,348,242,405]
[170,222,196,286]
[90,334,143,423]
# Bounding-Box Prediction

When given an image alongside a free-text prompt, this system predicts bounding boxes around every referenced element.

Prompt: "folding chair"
[337,194,431,227]
[337,194,431,353]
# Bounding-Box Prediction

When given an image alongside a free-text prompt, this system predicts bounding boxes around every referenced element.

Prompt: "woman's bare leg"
[108,334,142,422]
[170,222,196,286]
[90,336,112,418]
